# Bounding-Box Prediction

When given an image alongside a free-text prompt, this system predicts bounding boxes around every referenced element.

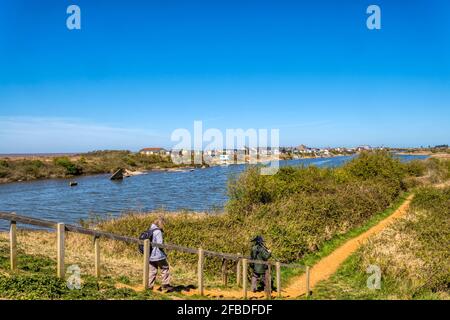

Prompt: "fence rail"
[0,211,309,299]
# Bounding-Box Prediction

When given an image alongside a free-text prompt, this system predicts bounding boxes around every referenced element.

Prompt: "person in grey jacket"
[148,217,173,291]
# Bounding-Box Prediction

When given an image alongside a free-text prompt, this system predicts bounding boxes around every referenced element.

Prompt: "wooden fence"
[0,212,310,299]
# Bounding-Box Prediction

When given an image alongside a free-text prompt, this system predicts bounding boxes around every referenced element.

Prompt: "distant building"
[139,147,168,156]
[357,145,371,151]
[219,154,230,164]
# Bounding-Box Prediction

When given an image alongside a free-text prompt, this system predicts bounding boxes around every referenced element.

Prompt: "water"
[0,154,428,229]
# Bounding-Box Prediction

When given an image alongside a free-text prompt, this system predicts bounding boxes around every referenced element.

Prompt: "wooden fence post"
[305,266,310,298]
[265,264,272,300]
[221,258,228,286]
[197,248,204,295]
[94,237,100,278]
[142,239,150,289]
[56,223,65,279]
[10,220,17,271]
[242,258,248,299]
[276,262,281,298]
[236,254,242,287]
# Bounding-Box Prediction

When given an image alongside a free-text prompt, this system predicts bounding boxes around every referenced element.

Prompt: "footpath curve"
[281,194,413,298]
[125,195,413,299]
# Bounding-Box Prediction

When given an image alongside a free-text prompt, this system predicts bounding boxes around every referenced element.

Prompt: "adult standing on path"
[250,235,272,292]
[148,217,174,292]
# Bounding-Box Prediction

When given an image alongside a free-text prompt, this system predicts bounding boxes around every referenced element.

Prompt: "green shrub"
[343,150,405,181]
[54,157,83,176]
[0,169,7,178]
[403,160,427,177]
[0,274,67,299]
[0,160,9,168]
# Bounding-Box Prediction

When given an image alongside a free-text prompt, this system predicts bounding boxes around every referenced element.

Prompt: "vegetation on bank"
[95,152,420,272]
[312,185,450,300]
[394,145,450,155]
[0,150,182,183]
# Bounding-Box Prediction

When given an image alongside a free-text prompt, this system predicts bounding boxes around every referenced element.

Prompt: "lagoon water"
[0,154,427,230]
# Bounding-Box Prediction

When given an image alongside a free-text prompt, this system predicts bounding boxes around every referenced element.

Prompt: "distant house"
[219,154,230,163]
[357,145,371,152]
[139,147,168,156]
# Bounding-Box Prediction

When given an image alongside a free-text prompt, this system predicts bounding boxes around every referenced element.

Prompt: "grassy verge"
[0,240,166,300]
[0,233,209,300]
[279,192,411,285]
[312,250,448,300]
[311,186,449,300]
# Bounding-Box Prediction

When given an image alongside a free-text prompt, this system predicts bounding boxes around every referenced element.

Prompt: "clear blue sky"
[0,0,449,153]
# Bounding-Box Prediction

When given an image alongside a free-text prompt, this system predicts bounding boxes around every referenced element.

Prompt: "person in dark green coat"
[250,235,272,292]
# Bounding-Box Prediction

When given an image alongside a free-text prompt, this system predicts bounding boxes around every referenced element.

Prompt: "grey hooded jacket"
[149,224,167,262]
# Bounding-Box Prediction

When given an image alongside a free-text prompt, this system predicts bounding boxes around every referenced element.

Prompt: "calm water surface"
[0,154,428,229]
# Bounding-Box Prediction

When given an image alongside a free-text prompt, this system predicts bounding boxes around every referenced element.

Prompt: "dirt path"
[168,195,413,299]
[281,194,413,298]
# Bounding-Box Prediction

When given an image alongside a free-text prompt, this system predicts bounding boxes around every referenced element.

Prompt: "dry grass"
[360,219,426,285]
[0,229,221,289]
[314,184,450,300]
[431,153,450,159]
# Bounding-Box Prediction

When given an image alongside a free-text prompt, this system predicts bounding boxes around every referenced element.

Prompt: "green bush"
[403,160,426,177]
[0,274,67,299]
[0,160,9,168]
[342,150,405,181]
[54,157,83,176]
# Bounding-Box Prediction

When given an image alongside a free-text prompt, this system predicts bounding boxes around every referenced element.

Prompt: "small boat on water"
[110,168,124,180]
[69,181,78,187]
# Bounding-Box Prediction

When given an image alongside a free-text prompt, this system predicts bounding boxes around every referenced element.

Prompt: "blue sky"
[0,0,449,152]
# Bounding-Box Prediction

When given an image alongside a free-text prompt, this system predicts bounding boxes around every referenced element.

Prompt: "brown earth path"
[181,194,413,299]
[281,194,413,298]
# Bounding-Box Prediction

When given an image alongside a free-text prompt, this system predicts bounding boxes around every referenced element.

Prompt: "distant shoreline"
[0,153,78,159]
[0,151,438,185]
[0,150,184,185]
[394,151,432,156]
[0,152,350,185]
[395,151,450,159]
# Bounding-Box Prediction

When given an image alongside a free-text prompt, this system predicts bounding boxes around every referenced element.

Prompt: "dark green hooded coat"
[250,243,271,274]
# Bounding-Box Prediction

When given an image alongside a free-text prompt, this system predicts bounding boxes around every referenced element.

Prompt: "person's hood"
[250,235,264,244]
